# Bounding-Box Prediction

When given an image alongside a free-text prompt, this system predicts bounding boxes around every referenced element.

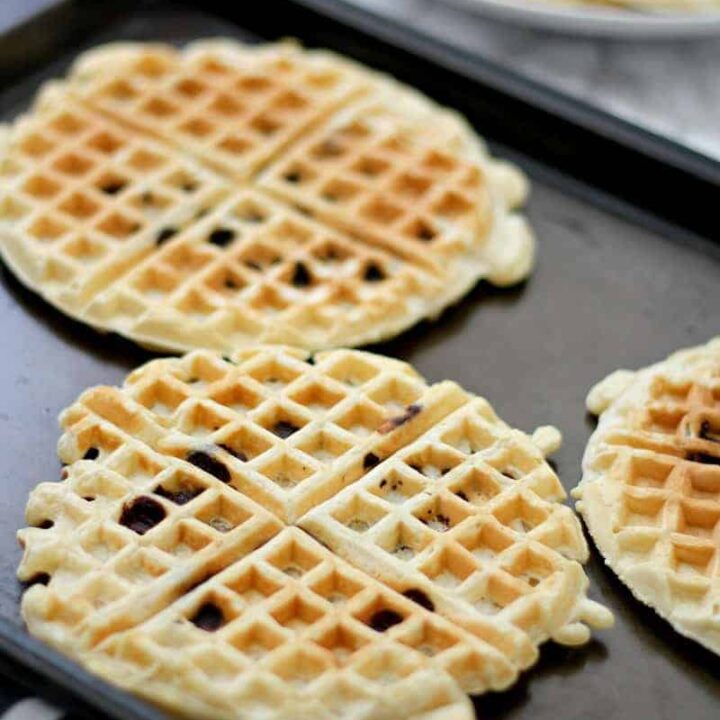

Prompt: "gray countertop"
[348,0,720,161]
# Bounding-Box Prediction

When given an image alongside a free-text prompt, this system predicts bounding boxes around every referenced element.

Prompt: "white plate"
[444,0,720,37]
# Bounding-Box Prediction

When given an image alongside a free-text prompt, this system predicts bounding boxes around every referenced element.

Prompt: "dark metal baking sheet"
[0,1,718,718]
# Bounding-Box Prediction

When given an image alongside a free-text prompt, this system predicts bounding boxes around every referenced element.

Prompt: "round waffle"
[574,338,720,655]
[18,347,611,717]
[0,40,534,353]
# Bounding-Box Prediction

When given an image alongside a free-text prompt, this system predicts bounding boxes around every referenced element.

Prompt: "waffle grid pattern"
[82,189,438,351]
[0,40,534,352]
[54,348,466,524]
[0,91,226,312]
[71,42,370,180]
[302,398,603,651]
[20,348,612,718]
[95,528,518,717]
[576,338,720,655]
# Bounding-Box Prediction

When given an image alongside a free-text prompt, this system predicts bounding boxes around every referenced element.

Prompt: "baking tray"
[0,0,718,718]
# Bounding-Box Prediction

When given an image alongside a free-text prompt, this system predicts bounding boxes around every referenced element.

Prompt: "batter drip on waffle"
[575,337,720,655]
[0,39,534,352]
[19,347,612,718]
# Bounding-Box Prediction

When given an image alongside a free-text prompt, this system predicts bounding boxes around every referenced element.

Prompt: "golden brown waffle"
[54,347,467,525]
[301,397,611,656]
[67,41,371,180]
[0,40,535,352]
[80,188,468,352]
[19,348,611,717]
[258,95,524,285]
[575,337,720,655]
[79,529,489,719]
[0,84,227,318]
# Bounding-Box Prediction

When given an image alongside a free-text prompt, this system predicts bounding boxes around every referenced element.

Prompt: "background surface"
[348,0,720,160]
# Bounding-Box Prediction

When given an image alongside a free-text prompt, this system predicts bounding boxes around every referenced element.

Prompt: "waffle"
[53,347,468,526]
[574,338,720,655]
[0,83,227,319]
[79,529,484,720]
[66,41,371,181]
[257,92,531,288]
[301,397,611,654]
[80,188,475,352]
[0,39,535,352]
[19,347,611,717]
